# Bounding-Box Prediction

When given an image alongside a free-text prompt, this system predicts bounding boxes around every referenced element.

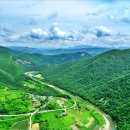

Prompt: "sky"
[0,0,130,48]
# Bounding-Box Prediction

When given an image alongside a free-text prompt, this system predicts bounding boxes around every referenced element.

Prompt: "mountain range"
[8,45,110,55]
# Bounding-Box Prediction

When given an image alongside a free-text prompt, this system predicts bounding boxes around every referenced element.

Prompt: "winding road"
[44,83,116,130]
[26,71,116,130]
[0,72,116,130]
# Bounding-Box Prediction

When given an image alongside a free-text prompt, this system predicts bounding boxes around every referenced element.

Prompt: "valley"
[0,72,114,130]
[0,46,129,130]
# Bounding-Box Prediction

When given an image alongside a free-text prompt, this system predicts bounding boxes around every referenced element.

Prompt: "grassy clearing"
[0,86,35,115]
[41,97,74,110]
[33,100,104,130]
[67,109,89,125]
[32,110,70,130]
[23,81,36,89]
[10,119,29,130]
[42,98,61,110]
[0,116,29,130]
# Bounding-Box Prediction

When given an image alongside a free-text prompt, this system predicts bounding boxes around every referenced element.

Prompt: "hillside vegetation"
[0,47,63,115]
[0,47,23,85]
[44,49,130,130]
[12,51,91,71]
[0,46,92,113]
[0,46,91,80]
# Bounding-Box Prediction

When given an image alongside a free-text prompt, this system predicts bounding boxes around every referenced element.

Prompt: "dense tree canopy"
[44,49,130,130]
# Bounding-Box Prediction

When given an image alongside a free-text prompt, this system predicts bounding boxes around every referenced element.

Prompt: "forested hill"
[43,49,130,130]
[13,51,91,71]
[0,47,23,85]
[0,46,91,83]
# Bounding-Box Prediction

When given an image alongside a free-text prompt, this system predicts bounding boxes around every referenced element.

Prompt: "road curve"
[44,83,116,130]
[25,72,116,130]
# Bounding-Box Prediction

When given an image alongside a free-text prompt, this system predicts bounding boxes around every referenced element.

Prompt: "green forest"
[44,49,130,130]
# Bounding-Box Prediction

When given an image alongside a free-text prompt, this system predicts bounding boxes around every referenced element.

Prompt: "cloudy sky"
[0,0,130,48]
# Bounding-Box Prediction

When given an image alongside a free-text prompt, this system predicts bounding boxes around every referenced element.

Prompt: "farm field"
[32,98,104,130]
[0,116,29,130]
[10,119,29,130]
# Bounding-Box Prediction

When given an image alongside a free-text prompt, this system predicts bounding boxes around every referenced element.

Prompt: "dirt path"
[0,113,30,117]
[32,123,39,130]
[29,99,53,130]
[100,114,110,130]
[85,117,94,128]
[70,124,79,130]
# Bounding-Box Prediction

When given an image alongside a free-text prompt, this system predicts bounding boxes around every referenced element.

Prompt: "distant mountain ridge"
[7,45,110,55]
[0,46,91,72]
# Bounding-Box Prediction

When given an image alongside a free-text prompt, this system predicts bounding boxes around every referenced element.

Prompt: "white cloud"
[108,14,130,23]
[49,23,66,39]
[48,23,80,41]
[94,26,112,37]
[119,16,130,23]
[2,23,130,49]
[30,28,48,39]
[0,26,14,37]
[7,32,30,42]
[6,23,77,43]
[81,25,113,37]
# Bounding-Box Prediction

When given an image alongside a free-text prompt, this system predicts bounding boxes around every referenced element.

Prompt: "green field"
[0,86,34,115]
[10,119,29,130]
[32,101,104,130]
[31,76,104,130]
[0,116,29,130]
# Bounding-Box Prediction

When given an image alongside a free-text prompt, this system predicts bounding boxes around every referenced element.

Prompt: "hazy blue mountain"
[8,45,110,55]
